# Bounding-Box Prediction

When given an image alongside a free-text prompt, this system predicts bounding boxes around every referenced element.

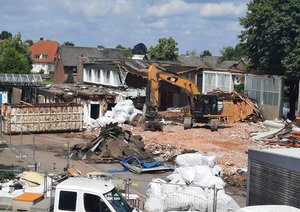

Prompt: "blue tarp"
[108,156,161,173]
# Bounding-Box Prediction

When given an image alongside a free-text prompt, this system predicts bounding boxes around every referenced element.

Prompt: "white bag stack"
[145,153,240,212]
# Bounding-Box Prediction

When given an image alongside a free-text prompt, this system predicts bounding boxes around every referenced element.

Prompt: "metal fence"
[125,178,229,212]
[0,118,238,212]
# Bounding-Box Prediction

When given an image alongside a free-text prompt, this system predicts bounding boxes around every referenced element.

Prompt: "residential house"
[52,46,148,122]
[54,46,125,83]
[176,55,245,99]
[30,38,59,77]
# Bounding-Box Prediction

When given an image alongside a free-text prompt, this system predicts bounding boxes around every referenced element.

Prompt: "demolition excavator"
[146,64,234,131]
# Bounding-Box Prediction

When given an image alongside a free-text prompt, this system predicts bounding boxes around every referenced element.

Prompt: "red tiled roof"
[30,40,59,63]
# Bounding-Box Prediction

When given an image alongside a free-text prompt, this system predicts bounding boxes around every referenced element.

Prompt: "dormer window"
[35,54,48,59]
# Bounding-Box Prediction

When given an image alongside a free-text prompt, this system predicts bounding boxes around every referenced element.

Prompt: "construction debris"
[71,123,152,162]
[86,100,143,129]
[207,89,263,123]
[143,102,163,131]
[144,153,240,212]
[120,156,174,174]
[249,118,300,147]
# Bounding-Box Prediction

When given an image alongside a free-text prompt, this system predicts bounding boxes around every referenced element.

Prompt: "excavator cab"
[193,95,219,117]
[184,95,234,131]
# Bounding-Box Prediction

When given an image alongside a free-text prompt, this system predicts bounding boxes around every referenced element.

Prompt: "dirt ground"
[0,120,263,207]
[74,118,263,186]
[125,122,260,168]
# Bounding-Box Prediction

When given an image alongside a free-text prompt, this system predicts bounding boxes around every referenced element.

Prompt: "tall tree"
[239,0,300,76]
[240,0,300,120]
[0,31,12,40]
[200,50,212,58]
[24,39,33,47]
[0,34,32,74]
[219,44,247,62]
[185,50,198,56]
[149,37,179,61]
[132,43,147,55]
[63,41,75,46]
[116,44,132,58]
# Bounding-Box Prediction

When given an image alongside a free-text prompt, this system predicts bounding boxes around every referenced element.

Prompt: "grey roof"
[215,60,238,69]
[178,56,222,68]
[59,46,125,66]
[202,56,220,68]
[178,56,207,68]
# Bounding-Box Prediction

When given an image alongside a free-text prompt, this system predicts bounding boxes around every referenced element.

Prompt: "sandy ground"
[123,122,262,175]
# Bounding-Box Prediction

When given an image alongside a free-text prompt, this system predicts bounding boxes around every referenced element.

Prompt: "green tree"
[0,34,32,74]
[132,43,147,55]
[0,31,12,40]
[185,50,198,56]
[64,72,74,84]
[24,39,33,47]
[149,37,179,61]
[239,0,300,76]
[63,41,75,46]
[219,44,247,62]
[116,44,132,58]
[200,50,212,58]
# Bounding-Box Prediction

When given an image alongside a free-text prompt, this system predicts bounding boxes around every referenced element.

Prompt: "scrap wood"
[265,140,300,148]
[71,123,152,162]
[208,89,263,123]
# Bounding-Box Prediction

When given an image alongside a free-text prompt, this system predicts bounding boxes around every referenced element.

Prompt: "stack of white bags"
[145,153,240,212]
[87,100,142,128]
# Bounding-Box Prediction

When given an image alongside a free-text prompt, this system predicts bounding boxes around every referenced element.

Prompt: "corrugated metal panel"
[1,103,83,134]
[247,150,300,208]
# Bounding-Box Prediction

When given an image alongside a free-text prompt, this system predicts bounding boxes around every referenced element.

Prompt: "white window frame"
[245,74,282,106]
[202,71,232,93]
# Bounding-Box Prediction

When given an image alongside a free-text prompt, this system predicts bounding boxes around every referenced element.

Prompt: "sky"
[0,0,249,55]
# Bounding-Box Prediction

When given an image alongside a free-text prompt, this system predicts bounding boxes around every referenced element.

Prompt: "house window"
[263,78,280,106]
[35,54,48,59]
[204,73,217,93]
[88,69,92,81]
[72,67,77,75]
[218,74,230,91]
[245,75,281,106]
[245,76,262,104]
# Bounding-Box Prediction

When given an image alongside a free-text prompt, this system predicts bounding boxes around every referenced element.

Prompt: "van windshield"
[104,188,133,212]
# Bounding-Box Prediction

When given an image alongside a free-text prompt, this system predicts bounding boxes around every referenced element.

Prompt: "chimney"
[40,37,43,40]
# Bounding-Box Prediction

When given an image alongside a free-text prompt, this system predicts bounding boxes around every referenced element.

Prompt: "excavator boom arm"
[148,64,200,107]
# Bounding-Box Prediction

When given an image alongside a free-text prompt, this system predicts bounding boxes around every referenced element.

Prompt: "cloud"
[143,19,168,29]
[145,0,198,17]
[62,0,133,18]
[199,2,247,17]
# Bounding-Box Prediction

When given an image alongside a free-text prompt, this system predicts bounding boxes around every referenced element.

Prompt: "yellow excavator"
[147,64,234,131]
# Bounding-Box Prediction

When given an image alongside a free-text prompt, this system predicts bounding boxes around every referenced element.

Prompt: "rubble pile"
[251,118,300,147]
[71,123,152,162]
[208,89,263,123]
[146,143,196,162]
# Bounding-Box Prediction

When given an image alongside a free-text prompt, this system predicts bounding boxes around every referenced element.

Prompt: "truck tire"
[210,119,219,131]
[184,117,193,129]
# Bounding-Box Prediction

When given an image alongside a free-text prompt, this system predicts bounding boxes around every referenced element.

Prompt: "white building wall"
[245,74,283,120]
[83,68,126,87]
[31,63,54,75]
